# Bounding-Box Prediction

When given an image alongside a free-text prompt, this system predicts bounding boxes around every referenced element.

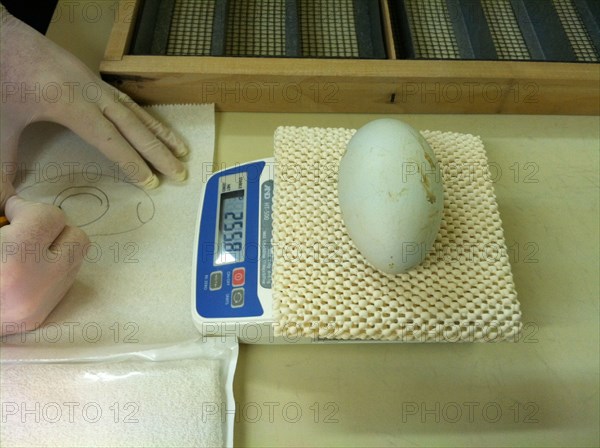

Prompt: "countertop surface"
[40,3,600,446]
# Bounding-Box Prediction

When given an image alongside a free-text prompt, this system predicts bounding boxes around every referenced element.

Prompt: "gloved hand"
[0,196,89,336]
[0,6,188,190]
[0,6,189,336]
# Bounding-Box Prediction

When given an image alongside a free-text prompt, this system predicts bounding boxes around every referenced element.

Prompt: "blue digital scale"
[192,159,276,339]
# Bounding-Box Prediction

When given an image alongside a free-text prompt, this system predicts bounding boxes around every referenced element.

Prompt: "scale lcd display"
[214,189,246,265]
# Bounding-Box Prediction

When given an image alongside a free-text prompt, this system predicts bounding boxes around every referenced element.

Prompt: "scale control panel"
[192,159,275,328]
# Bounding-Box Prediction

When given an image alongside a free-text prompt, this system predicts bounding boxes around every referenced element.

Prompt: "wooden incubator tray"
[100,0,600,114]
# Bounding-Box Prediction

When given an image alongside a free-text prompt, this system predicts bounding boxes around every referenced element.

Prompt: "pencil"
[0,216,9,228]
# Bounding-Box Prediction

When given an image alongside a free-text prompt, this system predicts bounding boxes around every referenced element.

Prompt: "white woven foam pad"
[272,126,522,342]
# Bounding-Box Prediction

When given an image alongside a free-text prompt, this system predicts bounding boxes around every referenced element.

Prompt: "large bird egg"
[338,119,444,274]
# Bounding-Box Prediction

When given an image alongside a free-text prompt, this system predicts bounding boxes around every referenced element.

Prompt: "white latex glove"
[0,6,188,336]
[0,6,188,190]
[0,196,89,336]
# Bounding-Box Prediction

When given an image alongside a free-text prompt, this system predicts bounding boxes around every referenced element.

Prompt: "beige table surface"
[42,3,600,447]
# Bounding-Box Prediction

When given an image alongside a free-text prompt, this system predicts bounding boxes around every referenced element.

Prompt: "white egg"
[338,119,444,274]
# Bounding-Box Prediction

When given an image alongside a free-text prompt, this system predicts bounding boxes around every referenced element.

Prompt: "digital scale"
[192,158,278,342]
[191,157,411,344]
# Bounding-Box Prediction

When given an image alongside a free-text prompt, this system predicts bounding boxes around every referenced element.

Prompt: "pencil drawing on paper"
[17,172,156,237]
[53,186,110,227]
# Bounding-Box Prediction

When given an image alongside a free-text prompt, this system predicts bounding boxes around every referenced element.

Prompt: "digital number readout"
[215,190,245,265]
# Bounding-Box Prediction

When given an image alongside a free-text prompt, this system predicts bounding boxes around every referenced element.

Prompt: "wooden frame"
[100,0,600,115]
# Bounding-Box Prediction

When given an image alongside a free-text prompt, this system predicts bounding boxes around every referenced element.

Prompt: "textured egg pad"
[271,126,522,342]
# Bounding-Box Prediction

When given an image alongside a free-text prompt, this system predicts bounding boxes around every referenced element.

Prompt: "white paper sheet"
[4,104,215,346]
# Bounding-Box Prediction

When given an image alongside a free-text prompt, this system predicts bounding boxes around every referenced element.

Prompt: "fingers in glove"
[115,91,189,158]
[57,109,160,189]
[1,197,90,330]
[4,196,68,246]
[102,98,187,181]
[1,177,16,214]
[2,198,89,276]
[47,223,89,271]
[35,224,89,318]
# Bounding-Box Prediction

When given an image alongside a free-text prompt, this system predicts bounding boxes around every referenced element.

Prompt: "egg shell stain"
[387,188,409,202]
[423,151,435,168]
[415,162,437,204]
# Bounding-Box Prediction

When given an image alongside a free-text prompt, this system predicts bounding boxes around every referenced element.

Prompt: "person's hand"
[0,196,89,336]
[0,6,190,336]
[0,6,188,189]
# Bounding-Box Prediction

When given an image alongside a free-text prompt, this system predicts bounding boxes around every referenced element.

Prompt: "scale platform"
[193,126,522,344]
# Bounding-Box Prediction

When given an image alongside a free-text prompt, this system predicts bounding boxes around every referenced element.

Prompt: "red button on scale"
[232,268,245,286]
